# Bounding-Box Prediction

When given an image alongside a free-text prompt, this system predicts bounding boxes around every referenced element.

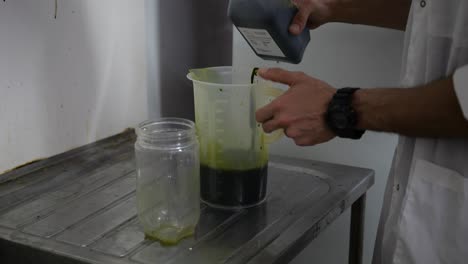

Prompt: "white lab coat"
[373,1,468,264]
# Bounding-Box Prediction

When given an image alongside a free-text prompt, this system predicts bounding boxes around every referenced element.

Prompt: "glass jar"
[135,118,200,245]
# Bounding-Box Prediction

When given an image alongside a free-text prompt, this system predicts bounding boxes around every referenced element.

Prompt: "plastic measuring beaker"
[187,66,283,210]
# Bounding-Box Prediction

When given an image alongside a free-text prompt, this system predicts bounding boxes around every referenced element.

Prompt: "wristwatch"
[326,88,365,139]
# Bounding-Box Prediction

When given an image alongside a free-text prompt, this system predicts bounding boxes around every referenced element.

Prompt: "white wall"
[0,0,148,173]
[233,24,404,264]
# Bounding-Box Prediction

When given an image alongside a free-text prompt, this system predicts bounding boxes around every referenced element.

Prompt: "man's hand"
[289,0,411,34]
[289,0,338,34]
[256,68,337,146]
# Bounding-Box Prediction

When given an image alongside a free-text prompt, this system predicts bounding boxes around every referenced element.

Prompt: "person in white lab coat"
[255,0,468,263]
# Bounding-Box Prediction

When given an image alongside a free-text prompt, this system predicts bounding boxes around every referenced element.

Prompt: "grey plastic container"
[228,0,311,64]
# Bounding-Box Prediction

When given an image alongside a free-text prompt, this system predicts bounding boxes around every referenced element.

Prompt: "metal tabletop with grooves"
[0,130,374,264]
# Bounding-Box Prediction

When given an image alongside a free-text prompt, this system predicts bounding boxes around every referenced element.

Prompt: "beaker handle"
[255,83,285,144]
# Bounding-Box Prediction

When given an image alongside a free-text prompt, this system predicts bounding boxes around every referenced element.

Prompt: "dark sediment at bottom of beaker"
[200,164,268,209]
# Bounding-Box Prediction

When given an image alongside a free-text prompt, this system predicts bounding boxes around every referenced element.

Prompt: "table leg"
[349,194,366,264]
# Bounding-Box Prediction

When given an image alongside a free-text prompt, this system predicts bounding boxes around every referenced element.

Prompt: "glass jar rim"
[136,118,196,141]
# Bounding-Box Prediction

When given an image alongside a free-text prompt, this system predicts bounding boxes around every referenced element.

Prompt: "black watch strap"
[327,88,365,139]
[339,126,365,140]
[333,87,359,104]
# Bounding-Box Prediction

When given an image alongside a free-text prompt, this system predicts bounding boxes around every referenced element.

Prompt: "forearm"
[331,0,411,30]
[353,77,468,137]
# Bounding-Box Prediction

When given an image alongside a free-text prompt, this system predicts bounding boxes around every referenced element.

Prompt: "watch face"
[327,89,363,139]
[333,112,348,129]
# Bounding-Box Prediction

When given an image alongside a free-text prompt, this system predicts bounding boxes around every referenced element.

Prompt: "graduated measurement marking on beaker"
[214,99,228,112]
[216,138,225,151]
[213,99,228,156]
[215,99,229,104]
[216,132,225,155]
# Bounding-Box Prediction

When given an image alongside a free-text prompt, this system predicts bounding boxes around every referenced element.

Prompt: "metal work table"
[0,130,374,264]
